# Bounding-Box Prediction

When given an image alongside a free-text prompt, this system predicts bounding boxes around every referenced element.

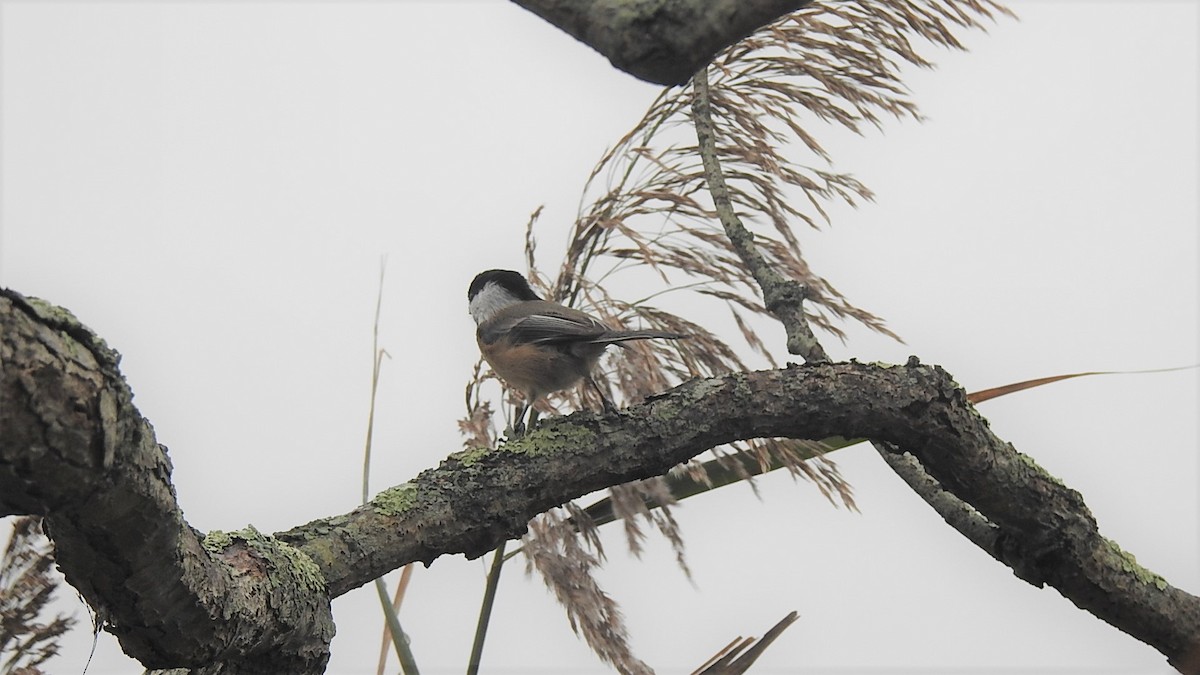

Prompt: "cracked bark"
[0,291,334,675]
[509,0,812,85]
[3,288,1199,673]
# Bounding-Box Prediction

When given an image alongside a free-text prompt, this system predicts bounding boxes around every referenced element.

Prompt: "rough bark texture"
[3,289,1199,673]
[0,291,333,675]
[510,0,811,85]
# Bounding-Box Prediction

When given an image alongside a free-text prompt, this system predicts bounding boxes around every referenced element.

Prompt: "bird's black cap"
[468,269,542,302]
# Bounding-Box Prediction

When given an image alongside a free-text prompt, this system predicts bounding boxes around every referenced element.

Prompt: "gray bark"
[509,0,812,85]
[3,289,1198,673]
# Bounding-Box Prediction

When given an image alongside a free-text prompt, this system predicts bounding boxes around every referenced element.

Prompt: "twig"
[692,611,801,674]
[691,67,829,363]
[361,259,419,675]
[374,565,414,675]
[873,442,1001,558]
[466,540,508,675]
[374,578,420,674]
[363,259,389,504]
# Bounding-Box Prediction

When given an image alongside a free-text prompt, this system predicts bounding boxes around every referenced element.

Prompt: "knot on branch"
[761,279,829,363]
[763,279,807,314]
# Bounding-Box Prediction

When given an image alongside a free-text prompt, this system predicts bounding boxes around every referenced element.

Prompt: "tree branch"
[4,289,1198,672]
[509,0,812,85]
[691,67,830,362]
[872,442,1001,557]
[0,290,333,675]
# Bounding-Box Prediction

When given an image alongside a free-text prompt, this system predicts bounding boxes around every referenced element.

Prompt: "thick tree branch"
[0,291,333,675]
[4,289,1199,672]
[510,0,812,85]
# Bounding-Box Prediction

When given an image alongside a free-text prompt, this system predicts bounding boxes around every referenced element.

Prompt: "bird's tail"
[591,330,687,345]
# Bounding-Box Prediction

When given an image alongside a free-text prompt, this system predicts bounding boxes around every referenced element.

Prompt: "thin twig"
[375,565,414,675]
[692,611,801,674]
[361,259,419,675]
[363,259,389,504]
[374,578,420,675]
[691,67,829,363]
[466,540,508,675]
[873,442,1001,557]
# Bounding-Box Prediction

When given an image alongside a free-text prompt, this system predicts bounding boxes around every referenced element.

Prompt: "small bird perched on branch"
[468,269,685,435]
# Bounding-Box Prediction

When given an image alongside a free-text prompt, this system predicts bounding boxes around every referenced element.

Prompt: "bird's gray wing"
[504,311,608,345]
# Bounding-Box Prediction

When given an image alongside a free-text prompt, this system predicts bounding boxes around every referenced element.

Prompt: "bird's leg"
[510,401,528,438]
[510,397,545,437]
[587,376,619,414]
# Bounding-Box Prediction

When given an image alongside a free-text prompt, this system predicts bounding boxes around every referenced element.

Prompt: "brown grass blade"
[692,611,801,675]
[968,365,1198,404]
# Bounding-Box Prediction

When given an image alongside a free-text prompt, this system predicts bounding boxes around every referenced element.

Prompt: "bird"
[467,269,685,435]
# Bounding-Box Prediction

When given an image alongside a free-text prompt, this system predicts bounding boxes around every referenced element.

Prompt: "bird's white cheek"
[468,284,521,325]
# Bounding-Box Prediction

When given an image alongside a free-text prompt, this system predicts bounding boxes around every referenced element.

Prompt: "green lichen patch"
[202,529,235,554]
[1015,452,1066,487]
[20,294,119,363]
[24,295,83,327]
[372,482,418,517]
[450,422,596,466]
[518,424,595,456]
[1105,538,1169,590]
[203,526,327,593]
[450,445,492,466]
[273,539,326,594]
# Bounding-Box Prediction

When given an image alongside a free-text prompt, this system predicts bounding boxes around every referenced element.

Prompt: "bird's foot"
[505,420,526,439]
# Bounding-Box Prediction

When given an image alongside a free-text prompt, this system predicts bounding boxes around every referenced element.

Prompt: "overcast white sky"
[1,1,1197,674]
